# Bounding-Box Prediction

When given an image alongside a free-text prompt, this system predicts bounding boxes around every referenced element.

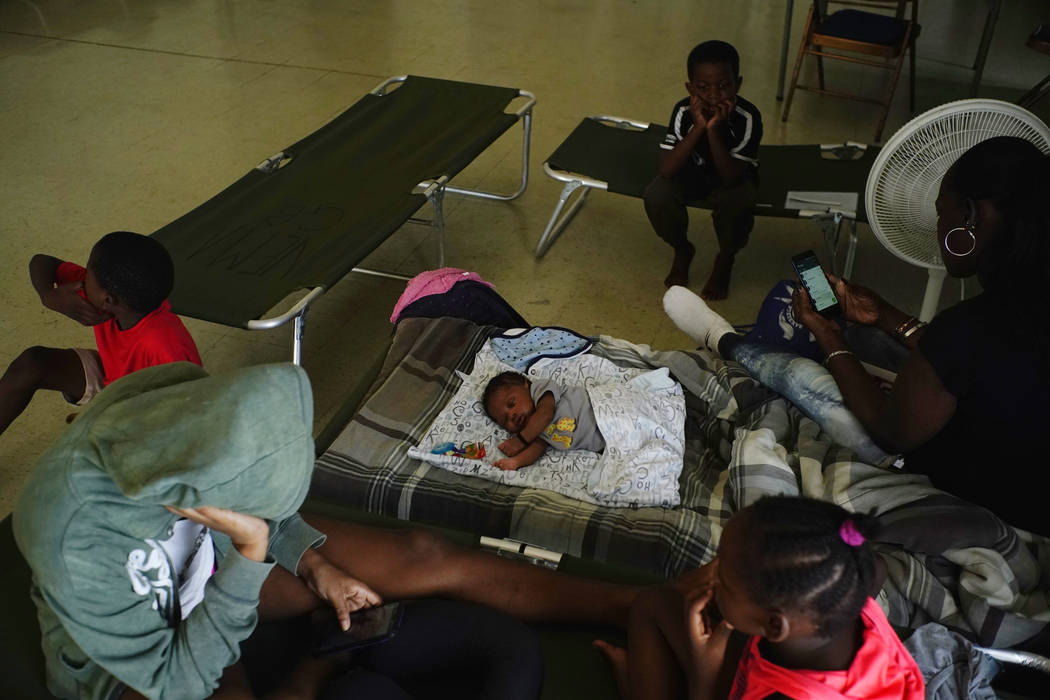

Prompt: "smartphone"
[311,602,404,657]
[791,250,840,317]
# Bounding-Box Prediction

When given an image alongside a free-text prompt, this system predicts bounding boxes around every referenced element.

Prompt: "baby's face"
[488,384,535,433]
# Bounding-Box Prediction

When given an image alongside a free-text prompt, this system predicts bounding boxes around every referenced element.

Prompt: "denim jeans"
[720,333,895,465]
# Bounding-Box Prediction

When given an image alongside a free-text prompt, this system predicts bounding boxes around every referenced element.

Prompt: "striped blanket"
[312,316,1050,649]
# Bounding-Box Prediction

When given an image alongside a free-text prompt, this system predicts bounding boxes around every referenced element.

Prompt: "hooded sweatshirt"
[14,362,323,700]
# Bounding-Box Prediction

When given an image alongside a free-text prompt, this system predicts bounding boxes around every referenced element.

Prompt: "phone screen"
[791,250,839,316]
[312,602,403,656]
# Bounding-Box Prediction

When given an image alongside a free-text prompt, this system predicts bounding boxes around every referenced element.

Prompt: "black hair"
[482,371,529,420]
[687,40,740,80]
[941,136,1050,359]
[90,231,174,313]
[736,496,880,637]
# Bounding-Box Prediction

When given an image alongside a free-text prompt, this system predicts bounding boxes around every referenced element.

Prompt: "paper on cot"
[784,191,858,218]
[407,344,686,508]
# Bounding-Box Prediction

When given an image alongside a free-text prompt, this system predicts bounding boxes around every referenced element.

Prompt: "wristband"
[516,432,532,446]
[823,349,855,368]
[894,316,926,339]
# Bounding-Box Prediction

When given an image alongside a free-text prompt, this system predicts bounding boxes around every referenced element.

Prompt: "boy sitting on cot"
[644,39,762,300]
[482,371,605,471]
[0,231,202,436]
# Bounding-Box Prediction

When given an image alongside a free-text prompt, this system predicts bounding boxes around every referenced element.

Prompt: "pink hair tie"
[839,519,865,547]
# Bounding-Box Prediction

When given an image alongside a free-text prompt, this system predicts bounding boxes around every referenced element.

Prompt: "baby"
[482,371,605,471]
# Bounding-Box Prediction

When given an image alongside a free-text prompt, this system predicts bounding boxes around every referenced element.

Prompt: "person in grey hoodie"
[14,361,638,699]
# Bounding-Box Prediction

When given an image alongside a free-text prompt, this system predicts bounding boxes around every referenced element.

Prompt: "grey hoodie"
[14,362,324,700]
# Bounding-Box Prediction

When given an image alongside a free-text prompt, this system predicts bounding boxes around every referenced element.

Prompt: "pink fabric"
[729,598,924,700]
[389,268,494,323]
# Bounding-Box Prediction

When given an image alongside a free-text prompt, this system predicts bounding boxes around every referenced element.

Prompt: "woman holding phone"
[664,136,1049,535]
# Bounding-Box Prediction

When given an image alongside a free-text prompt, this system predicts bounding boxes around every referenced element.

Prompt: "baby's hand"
[498,436,526,457]
[494,458,521,471]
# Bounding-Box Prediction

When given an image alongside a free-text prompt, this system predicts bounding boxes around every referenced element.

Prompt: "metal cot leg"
[535,180,592,258]
[445,97,534,202]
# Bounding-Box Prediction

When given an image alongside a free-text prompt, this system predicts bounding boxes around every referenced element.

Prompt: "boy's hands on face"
[705,99,733,131]
[688,93,710,130]
[43,281,110,326]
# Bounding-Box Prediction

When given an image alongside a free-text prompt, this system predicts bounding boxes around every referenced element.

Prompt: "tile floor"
[2,0,1048,518]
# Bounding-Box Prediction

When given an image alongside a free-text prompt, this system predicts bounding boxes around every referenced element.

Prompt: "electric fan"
[864,99,1050,321]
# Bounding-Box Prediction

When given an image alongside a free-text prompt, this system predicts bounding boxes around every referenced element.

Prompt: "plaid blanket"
[312,316,1050,649]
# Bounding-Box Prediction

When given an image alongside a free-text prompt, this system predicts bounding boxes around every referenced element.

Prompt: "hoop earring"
[944,226,976,257]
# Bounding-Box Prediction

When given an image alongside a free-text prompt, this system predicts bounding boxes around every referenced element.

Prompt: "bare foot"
[593,639,630,699]
[663,241,695,288]
[700,252,735,300]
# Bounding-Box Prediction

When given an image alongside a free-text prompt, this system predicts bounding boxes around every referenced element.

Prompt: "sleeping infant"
[482,371,605,471]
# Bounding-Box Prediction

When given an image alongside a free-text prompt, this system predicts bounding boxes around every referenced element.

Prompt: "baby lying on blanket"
[482,371,605,471]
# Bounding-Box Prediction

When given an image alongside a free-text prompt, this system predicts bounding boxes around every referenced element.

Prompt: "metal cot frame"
[228,76,535,365]
[536,115,865,280]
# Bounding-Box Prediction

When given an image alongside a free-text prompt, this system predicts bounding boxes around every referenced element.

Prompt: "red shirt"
[56,262,202,385]
[729,599,925,700]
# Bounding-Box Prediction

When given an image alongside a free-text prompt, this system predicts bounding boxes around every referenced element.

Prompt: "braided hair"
[90,231,174,313]
[736,496,880,637]
[482,371,530,420]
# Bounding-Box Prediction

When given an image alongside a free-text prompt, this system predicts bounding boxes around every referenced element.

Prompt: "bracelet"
[901,320,927,338]
[516,432,532,445]
[894,316,921,338]
[823,349,855,368]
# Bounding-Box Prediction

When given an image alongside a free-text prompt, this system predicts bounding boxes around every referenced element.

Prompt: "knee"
[628,585,679,630]
[397,528,457,569]
[644,176,677,209]
[3,346,53,387]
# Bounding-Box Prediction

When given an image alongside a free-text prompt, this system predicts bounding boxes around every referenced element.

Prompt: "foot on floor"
[700,251,735,300]
[663,241,695,288]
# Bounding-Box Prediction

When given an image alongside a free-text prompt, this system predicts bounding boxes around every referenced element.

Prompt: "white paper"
[784,191,858,216]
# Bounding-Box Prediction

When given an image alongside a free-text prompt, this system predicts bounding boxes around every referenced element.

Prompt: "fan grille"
[866,100,1050,270]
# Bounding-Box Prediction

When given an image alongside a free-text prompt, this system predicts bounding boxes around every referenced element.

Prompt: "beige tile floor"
[2,0,1048,519]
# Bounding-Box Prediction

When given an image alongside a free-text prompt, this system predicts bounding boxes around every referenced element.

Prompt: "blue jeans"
[720,333,897,465]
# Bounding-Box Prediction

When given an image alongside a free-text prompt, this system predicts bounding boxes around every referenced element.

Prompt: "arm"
[684,587,735,700]
[498,390,558,456]
[658,96,708,179]
[57,507,274,699]
[704,101,746,187]
[794,286,957,453]
[30,253,109,325]
[495,439,547,470]
[519,391,555,444]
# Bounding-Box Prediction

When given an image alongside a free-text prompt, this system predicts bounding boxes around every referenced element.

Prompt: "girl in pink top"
[595,496,924,700]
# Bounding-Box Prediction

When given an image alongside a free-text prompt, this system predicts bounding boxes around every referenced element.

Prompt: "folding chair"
[782,0,920,142]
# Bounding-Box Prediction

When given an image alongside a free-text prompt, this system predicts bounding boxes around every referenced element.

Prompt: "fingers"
[687,587,714,636]
[331,593,352,631]
[332,582,382,631]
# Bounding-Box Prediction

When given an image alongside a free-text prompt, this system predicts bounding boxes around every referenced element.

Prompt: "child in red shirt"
[595,496,924,700]
[0,231,201,436]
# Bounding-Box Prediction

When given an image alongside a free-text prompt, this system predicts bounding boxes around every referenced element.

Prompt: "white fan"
[865,99,1050,321]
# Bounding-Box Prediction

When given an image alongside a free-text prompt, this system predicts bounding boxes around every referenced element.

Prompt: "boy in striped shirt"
[644,40,762,300]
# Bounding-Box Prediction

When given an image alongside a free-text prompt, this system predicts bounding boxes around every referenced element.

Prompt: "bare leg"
[665,241,696,289]
[302,514,639,626]
[623,587,692,700]
[120,663,254,699]
[700,251,735,301]
[592,640,631,699]
[0,347,85,435]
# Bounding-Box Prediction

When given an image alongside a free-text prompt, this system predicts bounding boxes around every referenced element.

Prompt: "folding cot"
[536,115,878,276]
[151,75,534,364]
